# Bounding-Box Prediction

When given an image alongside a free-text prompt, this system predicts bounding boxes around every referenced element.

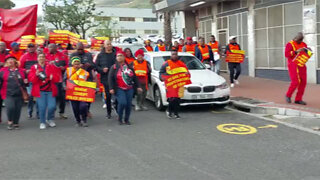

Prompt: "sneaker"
[40,123,46,130]
[28,114,32,119]
[124,121,131,125]
[75,122,83,127]
[295,101,307,105]
[166,110,173,119]
[174,115,181,119]
[106,114,112,119]
[59,114,68,119]
[13,124,20,130]
[285,96,291,103]
[142,106,148,111]
[230,83,235,88]
[118,118,124,125]
[82,122,89,127]
[7,124,13,130]
[102,104,107,109]
[135,106,142,111]
[46,120,56,127]
[234,80,240,85]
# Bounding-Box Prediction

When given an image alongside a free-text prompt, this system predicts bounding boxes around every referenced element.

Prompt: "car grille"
[187,86,201,93]
[203,86,215,92]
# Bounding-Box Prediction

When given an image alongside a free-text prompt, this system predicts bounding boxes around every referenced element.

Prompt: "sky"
[11,0,44,15]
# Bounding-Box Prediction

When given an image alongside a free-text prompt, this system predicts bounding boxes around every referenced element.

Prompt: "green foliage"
[0,0,15,9]
[43,0,103,38]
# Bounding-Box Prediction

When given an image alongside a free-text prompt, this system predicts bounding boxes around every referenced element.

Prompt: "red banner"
[293,49,313,67]
[66,80,97,103]
[164,73,191,98]
[35,36,45,46]
[19,35,35,50]
[0,5,38,49]
[91,37,109,50]
[226,50,245,63]
[69,32,80,46]
[49,30,69,45]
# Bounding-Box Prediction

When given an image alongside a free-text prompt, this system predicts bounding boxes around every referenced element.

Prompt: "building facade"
[155,0,320,84]
[93,7,164,38]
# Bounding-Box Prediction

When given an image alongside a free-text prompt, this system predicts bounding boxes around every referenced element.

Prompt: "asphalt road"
[0,99,319,180]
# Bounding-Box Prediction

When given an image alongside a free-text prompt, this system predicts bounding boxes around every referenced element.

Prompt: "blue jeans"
[27,83,38,117]
[36,91,56,124]
[213,60,221,75]
[116,88,134,122]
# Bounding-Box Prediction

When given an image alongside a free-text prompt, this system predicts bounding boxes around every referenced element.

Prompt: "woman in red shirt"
[108,51,142,125]
[28,53,60,130]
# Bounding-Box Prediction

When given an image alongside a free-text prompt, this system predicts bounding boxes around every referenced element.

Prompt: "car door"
[144,54,155,100]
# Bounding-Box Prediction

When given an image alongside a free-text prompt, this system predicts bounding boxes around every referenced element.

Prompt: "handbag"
[13,72,29,101]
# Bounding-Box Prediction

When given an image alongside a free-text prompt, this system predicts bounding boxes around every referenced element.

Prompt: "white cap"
[192,36,197,41]
[229,36,237,41]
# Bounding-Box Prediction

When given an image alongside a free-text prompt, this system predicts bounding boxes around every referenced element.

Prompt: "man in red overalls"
[285,32,309,105]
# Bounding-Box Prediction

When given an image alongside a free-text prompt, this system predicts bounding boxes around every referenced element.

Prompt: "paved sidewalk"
[221,73,320,112]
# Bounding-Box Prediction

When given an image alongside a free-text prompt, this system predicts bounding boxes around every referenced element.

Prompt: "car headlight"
[217,82,228,89]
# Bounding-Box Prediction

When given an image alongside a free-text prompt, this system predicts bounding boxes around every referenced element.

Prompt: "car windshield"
[153,56,206,71]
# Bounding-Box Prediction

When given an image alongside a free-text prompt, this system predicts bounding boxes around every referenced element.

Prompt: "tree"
[43,0,103,38]
[150,0,172,48]
[43,0,66,30]
[0,0,15,9]
[93,19,117,38]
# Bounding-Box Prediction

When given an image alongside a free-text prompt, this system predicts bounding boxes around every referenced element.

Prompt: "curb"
[230,99,320,118]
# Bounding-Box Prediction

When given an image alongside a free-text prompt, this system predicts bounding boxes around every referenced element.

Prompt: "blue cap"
[11,42,19,48]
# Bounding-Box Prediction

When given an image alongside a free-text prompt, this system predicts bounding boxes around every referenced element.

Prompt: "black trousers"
[56,83,66,114]
[228,62,241,83]
[168,97,180,115]
[4,96,23,124]
[102,82,112,116]
[71,101,88,123]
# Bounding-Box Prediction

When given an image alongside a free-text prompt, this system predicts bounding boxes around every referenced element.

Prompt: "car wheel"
[154,87,165,111]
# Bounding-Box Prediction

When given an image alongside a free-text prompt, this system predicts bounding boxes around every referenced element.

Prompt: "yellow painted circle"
[217,123,257,135]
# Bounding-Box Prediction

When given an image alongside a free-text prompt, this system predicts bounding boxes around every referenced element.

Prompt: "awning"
[154,0,221,12]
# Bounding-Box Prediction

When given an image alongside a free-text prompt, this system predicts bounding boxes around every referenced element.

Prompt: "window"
[119,17,135,22]
[144,30,159,34]
[120,29,136,34]
[254,2,303,69]
[94,16,111,21]
[143,18,157,22]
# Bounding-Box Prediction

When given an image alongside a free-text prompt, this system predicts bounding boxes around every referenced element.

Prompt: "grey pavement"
[0,99,320,180]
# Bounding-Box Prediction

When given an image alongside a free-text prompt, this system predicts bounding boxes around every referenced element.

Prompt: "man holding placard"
[285,32,312,105]
[225,36,245,88]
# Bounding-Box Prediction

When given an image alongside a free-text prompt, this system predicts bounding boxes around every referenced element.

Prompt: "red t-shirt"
[116,64,134,90]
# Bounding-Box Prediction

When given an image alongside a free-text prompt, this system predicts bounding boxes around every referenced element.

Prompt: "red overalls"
[285,40,308,101]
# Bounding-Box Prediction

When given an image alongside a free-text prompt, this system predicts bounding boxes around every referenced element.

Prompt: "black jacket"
[108,63,141,94]
[95,50,116,82]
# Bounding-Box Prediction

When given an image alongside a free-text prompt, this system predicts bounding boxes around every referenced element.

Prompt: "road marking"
[258,124,278,129]
[226,107,320,136]
[217,123,257,135]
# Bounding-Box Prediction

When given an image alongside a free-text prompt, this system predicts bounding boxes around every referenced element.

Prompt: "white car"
[145,52,230,111]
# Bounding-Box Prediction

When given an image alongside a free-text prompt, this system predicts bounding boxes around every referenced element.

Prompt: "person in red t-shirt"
[28,53,60,130]
[108,51,142,125]
[20,43,39,119]
[45,43,69,119]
